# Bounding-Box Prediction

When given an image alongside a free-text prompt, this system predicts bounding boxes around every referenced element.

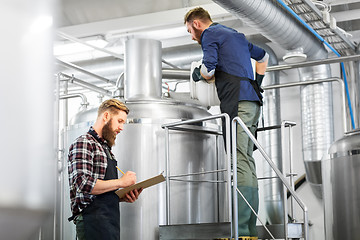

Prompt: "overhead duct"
[212,0,326,60]
[212,0,334,210]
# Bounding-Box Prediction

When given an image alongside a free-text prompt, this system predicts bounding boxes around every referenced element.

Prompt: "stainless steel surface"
[118,101,223,239]
[162,113,232,235]
[323,129,360,240]
[125,39,162,100]
[256,223,304,239]
[0,0,56,239]
[232,116,309,240]
[159,222,232,239]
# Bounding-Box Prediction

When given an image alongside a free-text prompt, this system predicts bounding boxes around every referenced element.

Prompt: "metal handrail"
[232,117,309,240]
[162,113,232,234]
[263,77,347,132]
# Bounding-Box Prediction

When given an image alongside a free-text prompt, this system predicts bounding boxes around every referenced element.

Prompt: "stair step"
[257,223,304,239]
[159,222,231,240]
[159,222,303,239]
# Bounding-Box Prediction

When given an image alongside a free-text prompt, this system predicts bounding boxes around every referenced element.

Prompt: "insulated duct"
[212,0,334,207]
[212,0,325,60]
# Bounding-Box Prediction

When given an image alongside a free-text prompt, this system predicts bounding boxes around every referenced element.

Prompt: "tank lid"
[329,128,360,156]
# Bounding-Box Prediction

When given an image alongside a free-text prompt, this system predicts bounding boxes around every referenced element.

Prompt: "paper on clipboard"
[115,173,165,199]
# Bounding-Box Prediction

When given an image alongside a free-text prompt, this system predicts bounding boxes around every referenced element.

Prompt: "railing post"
[231,118,238,239]
[281,121,289,240]
[165,127,170,225]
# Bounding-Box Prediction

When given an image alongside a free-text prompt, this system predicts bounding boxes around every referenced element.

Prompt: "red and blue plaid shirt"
[68,127,114,217]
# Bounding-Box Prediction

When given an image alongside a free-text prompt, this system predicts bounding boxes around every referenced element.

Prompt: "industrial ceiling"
[55,0,360,92]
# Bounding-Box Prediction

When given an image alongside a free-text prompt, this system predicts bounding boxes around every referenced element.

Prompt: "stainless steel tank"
[323,129,360,240]
[63,98,223,239]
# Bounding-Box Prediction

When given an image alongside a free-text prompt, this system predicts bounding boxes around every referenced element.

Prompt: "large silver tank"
[323,129,360,240]
[63,98,224,239]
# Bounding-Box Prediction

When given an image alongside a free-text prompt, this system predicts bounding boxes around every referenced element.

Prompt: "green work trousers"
[236,101,260,237]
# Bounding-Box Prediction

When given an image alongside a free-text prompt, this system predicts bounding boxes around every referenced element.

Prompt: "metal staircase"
[283,0,356,55]
[160,114,308,240]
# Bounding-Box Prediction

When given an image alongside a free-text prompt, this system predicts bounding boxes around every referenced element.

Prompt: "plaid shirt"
[68,127,115,217]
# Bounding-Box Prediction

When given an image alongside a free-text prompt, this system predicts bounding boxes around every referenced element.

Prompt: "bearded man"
[68,98,142,240]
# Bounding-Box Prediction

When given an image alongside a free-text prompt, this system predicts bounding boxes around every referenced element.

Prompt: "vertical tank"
[62,39,225,240]
[323,129,360,240]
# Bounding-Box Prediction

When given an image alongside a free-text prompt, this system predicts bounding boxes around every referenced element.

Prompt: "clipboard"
[115,173,165,199]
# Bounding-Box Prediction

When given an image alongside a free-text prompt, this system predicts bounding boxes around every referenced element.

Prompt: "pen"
[116,166,125,175]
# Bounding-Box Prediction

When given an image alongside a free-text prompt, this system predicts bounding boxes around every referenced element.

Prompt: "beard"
[102,119,117,147]
[193,26,202,45]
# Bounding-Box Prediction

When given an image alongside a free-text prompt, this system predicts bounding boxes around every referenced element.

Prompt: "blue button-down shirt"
[201,23,266,102]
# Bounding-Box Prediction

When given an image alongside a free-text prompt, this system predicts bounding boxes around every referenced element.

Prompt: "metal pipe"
[165,127,170,225]
[266,54,360,72]
[169,179,226,183]
[59,93,89,108]
[224,114,232,237]
[162,114,228,128]
[162,68,191,80]
[288,123,295,220]
[263,77,347,132]
[124,39,162,100]
[280,121,288,240]
[56,58,115,85]
[232,117,309,240]
[169,169,226,178]
[59,73,112,96]
[231,120,238,239]
[236,188,275,240]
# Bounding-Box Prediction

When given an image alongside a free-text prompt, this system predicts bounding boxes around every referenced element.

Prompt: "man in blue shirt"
[184,7,268,240]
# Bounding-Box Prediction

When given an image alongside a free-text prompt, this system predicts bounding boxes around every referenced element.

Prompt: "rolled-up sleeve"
[248,42,266,61]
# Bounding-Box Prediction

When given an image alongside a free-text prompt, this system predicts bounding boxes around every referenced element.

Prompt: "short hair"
[184,7,212,24]
[98,99,129,116]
